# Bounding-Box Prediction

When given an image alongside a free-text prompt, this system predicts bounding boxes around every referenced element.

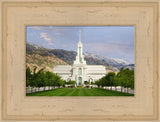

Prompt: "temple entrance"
[78,77,82,86]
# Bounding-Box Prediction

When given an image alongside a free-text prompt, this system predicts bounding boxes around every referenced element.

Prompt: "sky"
[26,26,134,64]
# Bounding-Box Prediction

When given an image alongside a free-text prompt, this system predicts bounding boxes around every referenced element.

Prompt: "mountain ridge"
[26,43,134,72]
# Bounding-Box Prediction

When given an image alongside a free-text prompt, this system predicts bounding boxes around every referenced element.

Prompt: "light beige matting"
[0,0,160,121]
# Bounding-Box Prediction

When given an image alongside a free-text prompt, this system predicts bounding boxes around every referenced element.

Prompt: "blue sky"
[26,26,134,63]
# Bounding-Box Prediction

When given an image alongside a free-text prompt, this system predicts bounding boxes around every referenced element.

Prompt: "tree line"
[26,66,134,93]
[26,66,75,93]
[94,68,134,93]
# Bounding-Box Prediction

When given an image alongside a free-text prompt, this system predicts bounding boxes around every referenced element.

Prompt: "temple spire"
[79,29,81,43]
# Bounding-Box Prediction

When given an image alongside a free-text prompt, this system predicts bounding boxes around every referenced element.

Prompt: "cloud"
[27,26,134,63]
[40,33,53,46]
[40,33,51,41]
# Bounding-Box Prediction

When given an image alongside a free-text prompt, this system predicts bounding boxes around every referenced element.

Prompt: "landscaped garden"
[26,66,134,96]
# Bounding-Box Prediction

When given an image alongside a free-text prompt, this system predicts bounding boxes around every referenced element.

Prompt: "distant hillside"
[26,43,68,72]
[84,52,134,71]
[121,64,134,70]
[26,43,109,72]
[48,49,77,65]
[48,49,109,66]
[26,43,134,72]
[84,52,129,67]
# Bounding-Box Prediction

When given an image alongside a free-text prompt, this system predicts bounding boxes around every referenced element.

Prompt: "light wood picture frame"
[0,0,159,121]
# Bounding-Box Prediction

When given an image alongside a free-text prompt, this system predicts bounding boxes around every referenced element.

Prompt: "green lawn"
[26,88,134,96]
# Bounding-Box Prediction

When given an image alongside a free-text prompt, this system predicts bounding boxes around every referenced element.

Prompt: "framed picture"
[0,0,159,121]
[26,26,135,97]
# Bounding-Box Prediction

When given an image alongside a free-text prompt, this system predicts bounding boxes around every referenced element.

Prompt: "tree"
[129,70,134,89]
[117,68,134,93]
[94,69,134,93]
[33,67,45,92]
[26,66,32,87]
[62,80,66,87]
[100,76,106,87]
[35,72,45,92]
[27,66,45,92]
[113,74,119,91]
[26,66,68,93]
[105,72,116,90]
[26,66,32,92]
[29,66,37,92]
[45,71,54,90]
[50,73,63,88]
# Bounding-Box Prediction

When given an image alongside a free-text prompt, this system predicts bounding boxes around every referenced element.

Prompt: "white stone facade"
[53,30,106,86]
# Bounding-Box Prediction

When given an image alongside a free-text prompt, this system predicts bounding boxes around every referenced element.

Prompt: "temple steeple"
[78,30,82,63]
[73,30,86,65]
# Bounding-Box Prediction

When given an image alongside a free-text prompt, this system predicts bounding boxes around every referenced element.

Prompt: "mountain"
[121,64,134,70]
[48,49,109,66]
[48,49,77,65]
[26,43,109,72]
[84,52,129,66]
[26,43,134,72]
[84,52,134,71]
[26,43,68,72]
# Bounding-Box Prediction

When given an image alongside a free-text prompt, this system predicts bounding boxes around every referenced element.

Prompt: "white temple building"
[53,30,106,86]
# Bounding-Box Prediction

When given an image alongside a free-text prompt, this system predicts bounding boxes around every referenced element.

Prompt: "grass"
[26,88,134,96]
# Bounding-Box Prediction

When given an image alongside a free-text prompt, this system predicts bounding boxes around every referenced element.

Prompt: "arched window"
[78,68,82,75]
